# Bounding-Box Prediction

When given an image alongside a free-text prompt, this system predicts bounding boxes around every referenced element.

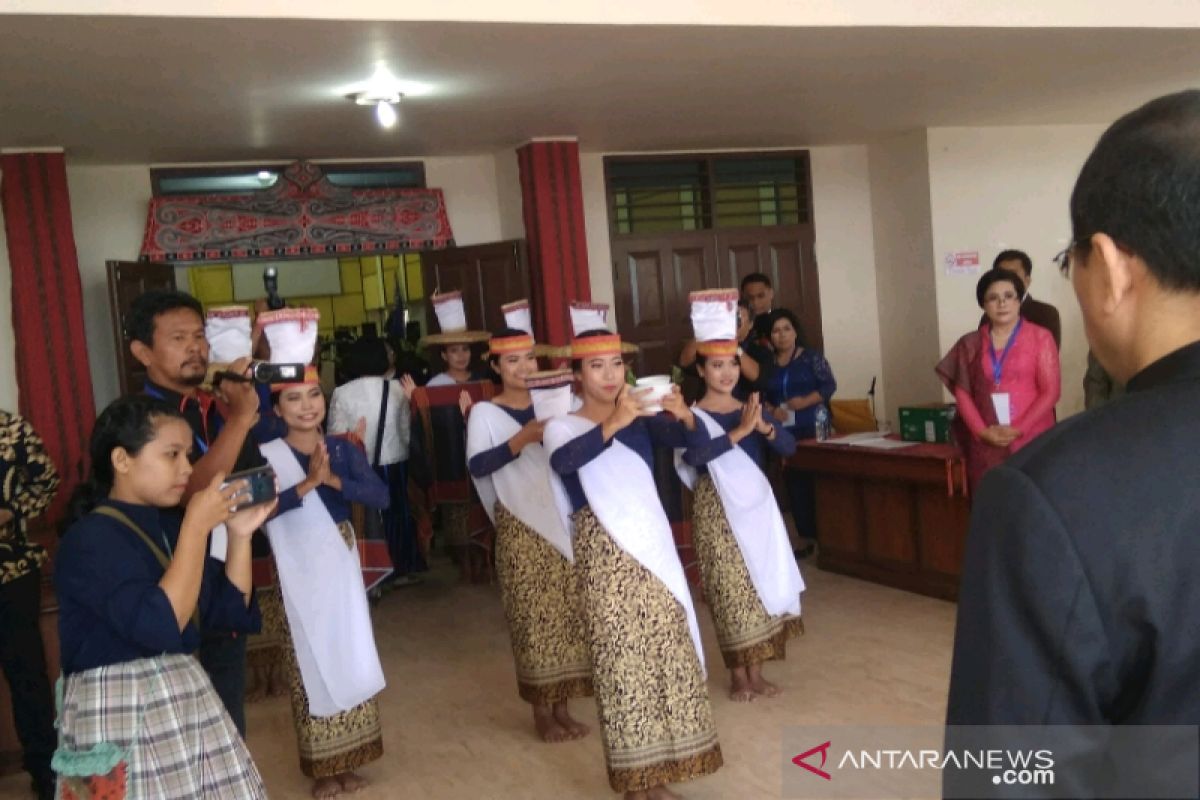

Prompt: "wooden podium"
[787,438,970,601]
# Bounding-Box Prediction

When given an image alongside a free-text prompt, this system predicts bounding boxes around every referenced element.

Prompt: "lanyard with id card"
[988,320,1022,425]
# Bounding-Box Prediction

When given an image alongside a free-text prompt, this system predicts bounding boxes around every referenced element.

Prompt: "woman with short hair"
[936,268,1061,490]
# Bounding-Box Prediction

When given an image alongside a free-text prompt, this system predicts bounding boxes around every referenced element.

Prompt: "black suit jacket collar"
[1126,339,1200,394]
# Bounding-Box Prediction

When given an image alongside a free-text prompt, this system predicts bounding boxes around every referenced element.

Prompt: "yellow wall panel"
[360,256,385,311]
[189,264,234,306]
[339,258,363,294]
[332,293,367,329]
[404,253,424,301]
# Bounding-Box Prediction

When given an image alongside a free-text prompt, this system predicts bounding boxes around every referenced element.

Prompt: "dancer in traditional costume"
[465,300,593,742]
[55,396,271,799]
[258,309,389,799]
[546,323,723,800]
[675,290,806,702]
[402,291,494,579]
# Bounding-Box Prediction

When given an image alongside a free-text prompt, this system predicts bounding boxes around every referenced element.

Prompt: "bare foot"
[337,772,369,793]
[553,701,590,739]
[729,667,756,702]
[311,777,341,799]
[647,785,683,799]
[533,705,572,743]
[749,665,782,698]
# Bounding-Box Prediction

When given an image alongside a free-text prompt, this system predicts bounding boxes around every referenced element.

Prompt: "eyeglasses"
[1054,237,1086,277]
[984,291,1019,305]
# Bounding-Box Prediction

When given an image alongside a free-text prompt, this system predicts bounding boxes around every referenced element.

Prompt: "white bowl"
[633,375,673,413]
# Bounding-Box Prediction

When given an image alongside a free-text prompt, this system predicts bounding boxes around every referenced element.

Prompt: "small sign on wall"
[943,250,981,276]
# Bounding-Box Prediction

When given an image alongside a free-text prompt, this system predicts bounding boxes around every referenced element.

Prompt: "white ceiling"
[1,16,1199,164]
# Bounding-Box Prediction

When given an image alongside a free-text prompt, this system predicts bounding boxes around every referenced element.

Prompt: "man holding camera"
[127,289,265,735]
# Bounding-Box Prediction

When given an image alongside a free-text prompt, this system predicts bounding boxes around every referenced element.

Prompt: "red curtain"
[517,140,591,345]
[2,152,96,534]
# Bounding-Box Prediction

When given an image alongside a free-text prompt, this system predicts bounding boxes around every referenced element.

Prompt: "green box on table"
[898,403,956,444]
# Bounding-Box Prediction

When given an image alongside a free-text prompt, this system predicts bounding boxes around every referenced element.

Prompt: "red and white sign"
[944,250,981,276]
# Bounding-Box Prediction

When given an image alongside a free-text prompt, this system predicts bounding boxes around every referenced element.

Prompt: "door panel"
[421,240,528,334]
[107,260,177,397]
[613,231,715,376]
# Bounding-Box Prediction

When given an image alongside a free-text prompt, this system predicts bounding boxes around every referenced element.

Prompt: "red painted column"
[2,152,96,531]
[516,139,591,345]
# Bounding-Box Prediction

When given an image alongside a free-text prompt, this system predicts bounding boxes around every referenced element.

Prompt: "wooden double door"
[611,224,822,376]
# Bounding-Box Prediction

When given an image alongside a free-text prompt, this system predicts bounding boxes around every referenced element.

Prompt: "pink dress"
[936,321,1061,491]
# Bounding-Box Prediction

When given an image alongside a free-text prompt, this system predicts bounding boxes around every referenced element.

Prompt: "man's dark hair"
[740,272,772,291]
[993,249,1033,277]
[975,268,1027,309]
[342,337,390,381]
[127,290,204,347]
[1070,89,1200,291]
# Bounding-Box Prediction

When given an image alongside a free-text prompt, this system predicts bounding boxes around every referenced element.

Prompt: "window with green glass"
[605,153,810,234]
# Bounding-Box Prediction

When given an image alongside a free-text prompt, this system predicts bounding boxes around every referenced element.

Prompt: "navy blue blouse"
[273,436,389,523]
[550,414,707,511]
[683,407,797,472]
[763,348,837,436]
[467,404,536,479]
[56,499,261,675]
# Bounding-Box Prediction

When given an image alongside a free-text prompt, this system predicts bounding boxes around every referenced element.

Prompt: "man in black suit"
[979,249,1062,350]
[947,91,1200,793]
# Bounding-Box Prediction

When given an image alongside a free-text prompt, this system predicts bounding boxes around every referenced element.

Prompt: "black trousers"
[375,461,426,576]
[198,630,247,736]
[0,570,56,791]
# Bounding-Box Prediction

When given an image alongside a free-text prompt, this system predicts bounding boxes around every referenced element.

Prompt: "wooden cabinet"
[421,240,529,334]
[788,441,970,601]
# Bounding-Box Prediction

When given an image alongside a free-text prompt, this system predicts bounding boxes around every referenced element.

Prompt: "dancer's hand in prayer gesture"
[731,393,762,444]
[459,390,473,418]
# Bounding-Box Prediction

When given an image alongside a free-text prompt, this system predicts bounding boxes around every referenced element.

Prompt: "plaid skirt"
[56,653,267,799]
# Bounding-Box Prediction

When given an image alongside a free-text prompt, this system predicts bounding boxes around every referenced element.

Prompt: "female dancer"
[263,365,390,799]
[466,327,592,742]
[55,396,271,798]
[546,329,722,800]
[678,340,805,702]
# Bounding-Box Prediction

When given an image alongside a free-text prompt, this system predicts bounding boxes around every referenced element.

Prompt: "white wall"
[809,145,885,414]
[492,148,526,241]
[67,164,152,410]
[0,173,16,411]
[867,131,944,426]
[64,154,509,409]
[926,124,1106,417]
[579,152,614,308]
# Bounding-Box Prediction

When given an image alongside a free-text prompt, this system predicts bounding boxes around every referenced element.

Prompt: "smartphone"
[223,465,278,511]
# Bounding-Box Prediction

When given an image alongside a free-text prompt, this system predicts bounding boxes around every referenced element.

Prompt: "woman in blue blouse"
[545,329,722,800]
[762,309,837,557]
[55,395,271,798]
[260,367,390,799]
[680,341,805,704]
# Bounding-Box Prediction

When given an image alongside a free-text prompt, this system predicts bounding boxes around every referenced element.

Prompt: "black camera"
[248,361,307,384]
[222,465,278,512]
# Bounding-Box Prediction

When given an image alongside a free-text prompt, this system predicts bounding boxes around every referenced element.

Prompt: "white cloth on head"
[569,303,609,336]
[674,407,804,617]
[259,439,386,716]
[502,302,533,336]
[467,402,573,561]
[433,294,467,332]
[544,413,705,673]
[690,296,738,343]
[327,376,411,465]
[205,308,252,364]
[260,309,319,364]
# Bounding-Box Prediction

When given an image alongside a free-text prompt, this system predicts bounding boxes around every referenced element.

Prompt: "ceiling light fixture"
[347,64,405,129]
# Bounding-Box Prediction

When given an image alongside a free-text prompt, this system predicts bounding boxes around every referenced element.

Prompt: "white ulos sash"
[544,414,705,673]
[675,407,804,617]
[259,439,386,717]
[466,402,573,561]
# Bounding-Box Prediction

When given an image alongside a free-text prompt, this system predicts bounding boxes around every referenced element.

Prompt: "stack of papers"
[825,432,920,450]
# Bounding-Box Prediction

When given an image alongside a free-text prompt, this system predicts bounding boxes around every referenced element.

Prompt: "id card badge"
[990,393,1012,425]
[784,408,796,427]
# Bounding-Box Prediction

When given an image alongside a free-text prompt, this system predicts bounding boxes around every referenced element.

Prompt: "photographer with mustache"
[126,289,265,737]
